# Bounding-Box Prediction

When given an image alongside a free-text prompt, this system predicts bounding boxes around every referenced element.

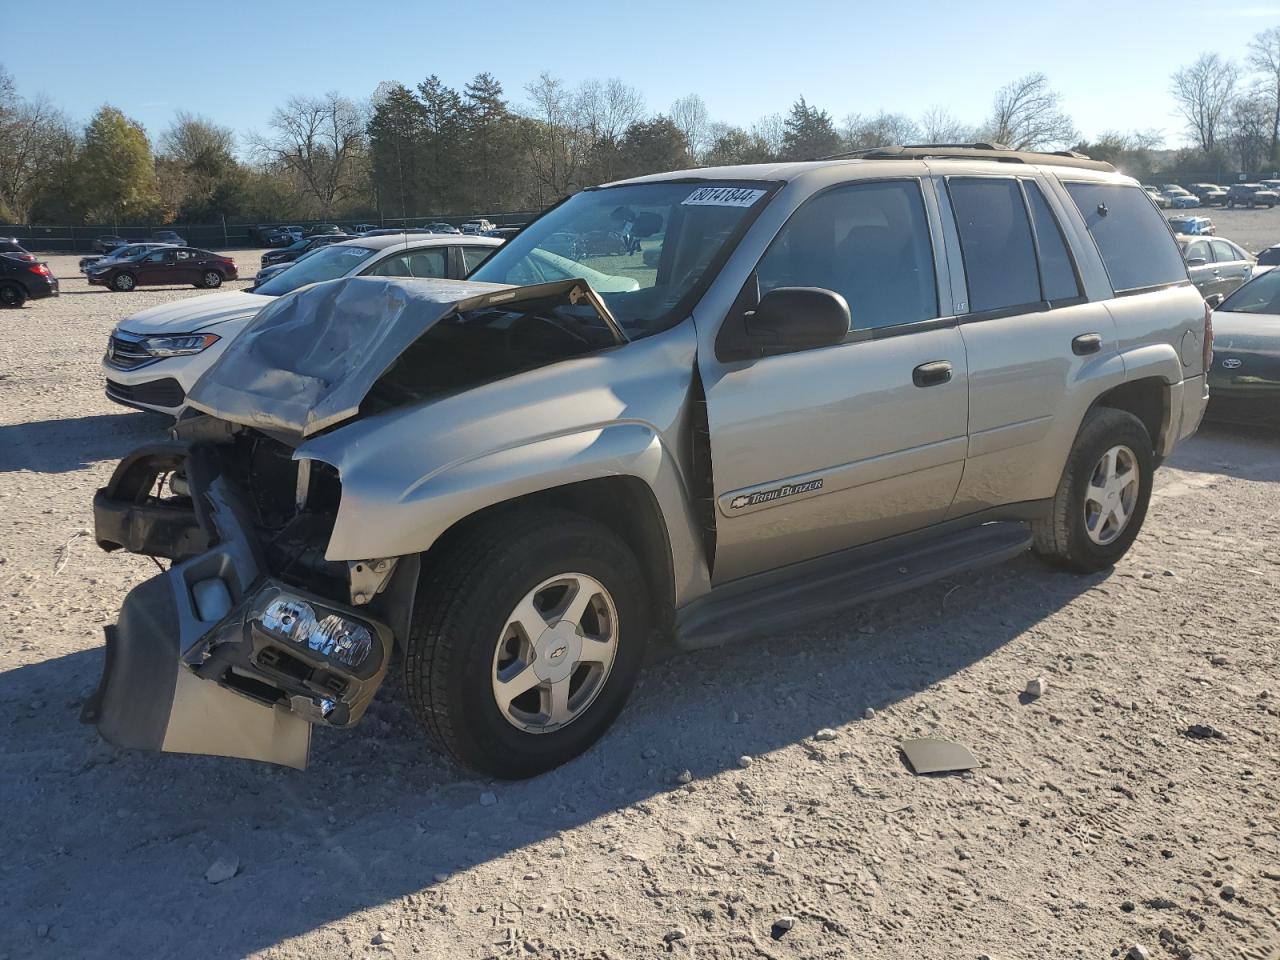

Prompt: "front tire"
[404,508,650,778]
[1032,408,1154,573]
[200,270,222,289]
[0,282,26,307]
[112,272,135,292]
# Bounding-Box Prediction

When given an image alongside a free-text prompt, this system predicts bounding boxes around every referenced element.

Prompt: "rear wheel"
[112,272,135,292]
[0,282,26,307]
[1032,408,1154,573]
[199,270,222,289]
[403,508,650,778]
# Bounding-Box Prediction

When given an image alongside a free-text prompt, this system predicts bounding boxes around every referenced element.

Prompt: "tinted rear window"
[947,178,1040,312]
[1257,247,1280,266]
[1024,181,1080,302]
[1064,183,1188,293]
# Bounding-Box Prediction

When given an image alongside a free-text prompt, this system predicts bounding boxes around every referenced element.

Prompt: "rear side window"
[947,178,1040,312]
[754,179,938,331]
[1064,183,1188,293]
[1024,182,1081,302]
[462,245,495,273]
[1210,239,1243,263]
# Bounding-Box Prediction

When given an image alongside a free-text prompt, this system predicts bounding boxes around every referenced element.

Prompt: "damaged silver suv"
[84,146,1211,778]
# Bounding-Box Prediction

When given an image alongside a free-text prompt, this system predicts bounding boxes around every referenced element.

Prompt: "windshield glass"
[470,180,774,338]
[255,244,374,296]
[1220,269,1280,314]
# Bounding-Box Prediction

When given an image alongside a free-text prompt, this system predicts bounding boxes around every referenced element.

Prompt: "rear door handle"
[1072,333,1103,356]
[912,360,952,387]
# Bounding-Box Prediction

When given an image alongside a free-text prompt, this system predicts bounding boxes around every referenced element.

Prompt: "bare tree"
[0,93,74,221]
[918,106,976,144]
[840,111,921,149]
[251,92,367,216]
[517,72,586,202]
[1171,53,1237,152]
[1248,26,1280,161]
[985,73,1077,150]
[576,78,645,146]
[1227,94,1274,174]
[749,113,785,158]
[669,94,711,162]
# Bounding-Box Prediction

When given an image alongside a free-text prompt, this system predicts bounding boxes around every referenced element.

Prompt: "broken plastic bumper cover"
[82,443,394,768]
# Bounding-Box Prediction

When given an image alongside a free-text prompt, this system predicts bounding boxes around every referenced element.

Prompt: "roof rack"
[819,142,1115,173]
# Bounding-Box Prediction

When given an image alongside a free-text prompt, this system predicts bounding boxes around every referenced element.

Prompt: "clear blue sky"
[9,0,1279,150]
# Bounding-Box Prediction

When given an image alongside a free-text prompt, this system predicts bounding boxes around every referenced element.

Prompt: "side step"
[675,521,1033,650]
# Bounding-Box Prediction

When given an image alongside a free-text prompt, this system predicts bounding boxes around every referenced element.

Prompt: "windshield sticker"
[682,186,767,208]
[729,478,823,510]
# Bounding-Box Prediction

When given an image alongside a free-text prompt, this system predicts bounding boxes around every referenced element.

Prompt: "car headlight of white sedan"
[137,333,221,357]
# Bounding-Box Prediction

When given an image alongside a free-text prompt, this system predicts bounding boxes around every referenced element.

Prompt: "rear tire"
[200,270,222,289]
[403,507,650,778]
[112,272,135,292]
[1032,408,1154,573]
[0,282,26,307]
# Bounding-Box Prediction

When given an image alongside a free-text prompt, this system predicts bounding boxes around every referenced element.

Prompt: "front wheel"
[111,272,135,292]
[1033,408,1154,573]
[404,508,650,778]
[199,270,222,289]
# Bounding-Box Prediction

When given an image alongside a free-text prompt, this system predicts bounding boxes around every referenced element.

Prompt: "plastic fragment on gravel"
[899,738,979,775]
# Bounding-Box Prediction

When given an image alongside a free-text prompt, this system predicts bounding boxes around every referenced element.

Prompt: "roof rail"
[818,142,1115,173]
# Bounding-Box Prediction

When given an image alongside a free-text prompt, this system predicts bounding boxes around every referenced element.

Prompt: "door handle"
[1072,333,1103,356]
[912,360,952,387]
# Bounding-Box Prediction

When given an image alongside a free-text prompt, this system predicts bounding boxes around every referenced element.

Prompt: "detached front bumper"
[84,443,396,768]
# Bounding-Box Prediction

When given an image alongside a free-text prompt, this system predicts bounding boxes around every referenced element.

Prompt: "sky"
[11,0,1280,151]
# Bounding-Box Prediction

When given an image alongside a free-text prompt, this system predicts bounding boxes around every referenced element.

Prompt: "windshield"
[469,180,774,338]
[1220,269,1280,314]
[254,244,375,296]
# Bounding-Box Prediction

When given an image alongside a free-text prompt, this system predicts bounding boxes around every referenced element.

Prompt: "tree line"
[3,31,1280,227]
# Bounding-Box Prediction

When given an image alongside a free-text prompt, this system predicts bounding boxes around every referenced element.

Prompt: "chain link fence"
[1,211,541,253]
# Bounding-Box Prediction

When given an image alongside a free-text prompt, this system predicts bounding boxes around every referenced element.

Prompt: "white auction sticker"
[681,186,767,207]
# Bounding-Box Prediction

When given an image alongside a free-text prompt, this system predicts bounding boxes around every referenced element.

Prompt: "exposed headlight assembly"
[259,597,374,669]
[139,333,220,357]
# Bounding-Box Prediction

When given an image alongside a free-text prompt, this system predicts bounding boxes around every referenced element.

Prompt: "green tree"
[780,97,841,160]
[462,73,522,211]
[369,81,427,219]
[159,112,242,220]
[616,117,688,179]
[72,106,161,223]
[418,75,466,213]
[704,126,775,166]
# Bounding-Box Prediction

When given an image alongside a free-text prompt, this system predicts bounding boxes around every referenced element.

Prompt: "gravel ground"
[2,253,1279,960]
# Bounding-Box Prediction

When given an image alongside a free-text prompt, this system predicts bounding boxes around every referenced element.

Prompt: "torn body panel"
[84,442,394,768]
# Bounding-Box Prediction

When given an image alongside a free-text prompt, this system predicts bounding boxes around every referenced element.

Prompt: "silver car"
[85,145,1209,778]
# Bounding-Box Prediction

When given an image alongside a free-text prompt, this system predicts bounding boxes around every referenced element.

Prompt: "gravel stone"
[479,791,497,807]
[1025,676,1048,698]
[737,755,752,768]
[204,856,239,884]
[814,728,838,742]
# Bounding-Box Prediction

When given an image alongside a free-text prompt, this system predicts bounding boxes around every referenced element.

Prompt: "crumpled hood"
[118,290,271,334]
[186,275,624,439]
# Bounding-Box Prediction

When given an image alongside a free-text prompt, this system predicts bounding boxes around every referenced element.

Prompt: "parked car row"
[1141,181,1280,209]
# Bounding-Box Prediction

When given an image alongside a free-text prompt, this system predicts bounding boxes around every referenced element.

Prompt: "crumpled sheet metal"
[186,276,507,438]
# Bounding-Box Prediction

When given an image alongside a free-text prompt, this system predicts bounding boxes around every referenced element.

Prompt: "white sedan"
[102,235,502,416]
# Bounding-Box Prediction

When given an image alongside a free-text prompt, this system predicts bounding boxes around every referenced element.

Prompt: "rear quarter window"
[1064,182,1188,293]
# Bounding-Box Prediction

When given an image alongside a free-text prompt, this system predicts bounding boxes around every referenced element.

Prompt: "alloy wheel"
[1084,444,1139,545]
[490,572,619,734]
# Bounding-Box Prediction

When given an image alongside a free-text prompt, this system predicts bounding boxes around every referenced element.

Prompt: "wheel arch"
[1091,375,1169,455]
[422,475,678,638]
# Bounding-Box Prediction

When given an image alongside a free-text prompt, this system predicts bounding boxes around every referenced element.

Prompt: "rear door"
[700,177,969,582]
[1210,238,1253,297]
[457,244,498,277]
[943,174,1123,514]
[172,249,202,283]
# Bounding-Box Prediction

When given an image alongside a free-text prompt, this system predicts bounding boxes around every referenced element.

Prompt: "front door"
[138,249,176,286]
[700,178,969,583]
[1181,238,1216,297]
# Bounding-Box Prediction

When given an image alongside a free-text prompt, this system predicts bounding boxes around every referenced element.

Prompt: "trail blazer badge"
[730,479,824,510]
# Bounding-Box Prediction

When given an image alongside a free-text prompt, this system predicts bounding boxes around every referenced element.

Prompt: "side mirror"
[720,286,850,359]
[1186,257,1207,267]
[1205,293,1225,309]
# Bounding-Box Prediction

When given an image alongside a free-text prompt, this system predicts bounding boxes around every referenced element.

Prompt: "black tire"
[111,272,135,292]
[1032,408,1154,573]
[0,282,26,308]
[404,507,650,778]
[199,270,222,289]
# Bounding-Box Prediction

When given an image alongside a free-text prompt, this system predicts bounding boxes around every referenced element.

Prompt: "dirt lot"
[2,252,1279,960]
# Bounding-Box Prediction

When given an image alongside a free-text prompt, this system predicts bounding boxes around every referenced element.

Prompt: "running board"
[675,521,1033,650]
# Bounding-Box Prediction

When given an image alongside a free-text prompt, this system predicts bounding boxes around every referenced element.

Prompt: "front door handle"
[912,360,952,387]
[1072,333,1103,356]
